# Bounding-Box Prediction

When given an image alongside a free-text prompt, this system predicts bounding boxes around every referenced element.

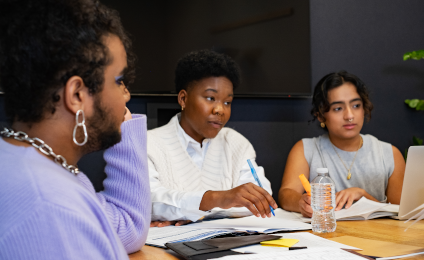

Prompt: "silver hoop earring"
[73,110,88,146]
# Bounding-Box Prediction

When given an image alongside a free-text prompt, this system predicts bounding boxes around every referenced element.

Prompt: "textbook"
[294,197,399,222]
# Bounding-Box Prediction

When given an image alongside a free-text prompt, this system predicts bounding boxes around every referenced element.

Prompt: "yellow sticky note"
[260,238,299,247]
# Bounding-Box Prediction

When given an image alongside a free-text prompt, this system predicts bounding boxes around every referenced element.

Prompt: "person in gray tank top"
[278,71,405,217]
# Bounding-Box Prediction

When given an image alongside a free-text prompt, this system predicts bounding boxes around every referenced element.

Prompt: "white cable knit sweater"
[147,114,256,193]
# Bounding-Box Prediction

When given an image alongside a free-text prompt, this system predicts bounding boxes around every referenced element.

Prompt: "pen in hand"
[247,159,275,217]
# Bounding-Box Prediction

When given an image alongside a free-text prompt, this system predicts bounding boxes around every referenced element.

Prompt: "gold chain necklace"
[330,136,363,180]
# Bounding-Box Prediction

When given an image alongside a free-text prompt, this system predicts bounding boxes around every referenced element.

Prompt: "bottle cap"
[317,168,328,174]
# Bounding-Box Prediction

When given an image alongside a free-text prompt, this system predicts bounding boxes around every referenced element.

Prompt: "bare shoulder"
[392,145,406,167]
[289,140,305,157]
[391,145,402,156]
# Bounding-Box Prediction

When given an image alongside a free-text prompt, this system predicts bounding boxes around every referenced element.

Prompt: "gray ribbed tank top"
[302,134,394,202]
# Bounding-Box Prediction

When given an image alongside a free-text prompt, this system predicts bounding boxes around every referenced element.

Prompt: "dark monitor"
[102,0,311,97]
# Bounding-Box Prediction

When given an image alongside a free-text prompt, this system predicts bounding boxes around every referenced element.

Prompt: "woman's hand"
[299,193,313,218]
[200,183,278,218]
[150,220,192,227]
[335,187,365,210]
[124,107,132,121]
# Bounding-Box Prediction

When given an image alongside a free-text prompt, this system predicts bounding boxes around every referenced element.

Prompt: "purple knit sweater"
[0,114,151,259]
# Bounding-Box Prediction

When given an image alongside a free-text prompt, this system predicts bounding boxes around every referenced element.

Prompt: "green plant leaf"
[404,50,424,61]
[405,99,411,104]
[409,99,420,108]
[417,100,424,110]
[413,136,423,145]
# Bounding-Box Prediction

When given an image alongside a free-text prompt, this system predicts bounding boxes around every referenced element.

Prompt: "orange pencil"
[299,174,311,196]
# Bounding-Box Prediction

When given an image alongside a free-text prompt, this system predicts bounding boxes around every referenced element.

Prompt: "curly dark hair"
[0,0,136,124]
[175,49,241,92]
[311,71,373,125]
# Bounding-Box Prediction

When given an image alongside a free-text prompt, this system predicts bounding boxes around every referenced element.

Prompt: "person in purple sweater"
[0,0,150,259]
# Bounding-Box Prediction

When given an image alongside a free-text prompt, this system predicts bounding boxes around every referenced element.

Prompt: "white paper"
[232,244,289,253]
[212,248,367,260]
[376,251,424,260]
[276,232,360,250]
[145,226,232,248]
[181,208,312,232]
[231,232,360,253]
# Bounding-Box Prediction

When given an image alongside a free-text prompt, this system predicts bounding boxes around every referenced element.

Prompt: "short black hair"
[0,0,135,124]
[311,71,373,124]
[174,49,241,93]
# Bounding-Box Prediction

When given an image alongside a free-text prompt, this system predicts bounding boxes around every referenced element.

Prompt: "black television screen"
[106,0,312,97]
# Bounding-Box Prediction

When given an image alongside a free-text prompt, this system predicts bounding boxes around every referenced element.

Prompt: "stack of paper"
[146,209,311,247]
[181,208,312,233]
[146,226,233,248]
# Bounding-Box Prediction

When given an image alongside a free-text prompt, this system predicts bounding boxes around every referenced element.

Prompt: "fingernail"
[256,214,260,217]
[268,213,271,218]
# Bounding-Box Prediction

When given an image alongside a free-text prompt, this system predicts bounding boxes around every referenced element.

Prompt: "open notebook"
[293,197,399,222]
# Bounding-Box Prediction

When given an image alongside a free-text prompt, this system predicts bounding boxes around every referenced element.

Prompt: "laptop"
[397,146,424,220]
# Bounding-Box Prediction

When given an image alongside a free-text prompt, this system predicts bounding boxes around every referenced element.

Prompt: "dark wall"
[310,0,424,153]
[101,0,311,96]
[1,0,424,203]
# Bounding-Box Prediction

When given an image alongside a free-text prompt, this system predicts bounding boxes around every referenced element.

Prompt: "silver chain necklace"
[1,127,79,175]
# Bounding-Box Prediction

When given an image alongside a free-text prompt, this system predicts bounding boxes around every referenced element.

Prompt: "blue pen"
[247,159,275,217]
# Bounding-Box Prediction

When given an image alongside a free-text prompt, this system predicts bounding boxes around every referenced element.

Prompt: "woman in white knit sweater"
[148,50,277,227]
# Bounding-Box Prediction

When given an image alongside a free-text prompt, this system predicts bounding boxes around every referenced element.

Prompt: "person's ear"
[63,76,93,114]
[316,113,325,123]
[178,89,188,110]
[123,85,131,103]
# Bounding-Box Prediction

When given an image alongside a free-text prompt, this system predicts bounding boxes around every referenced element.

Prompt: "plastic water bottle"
[311,168,336,233]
